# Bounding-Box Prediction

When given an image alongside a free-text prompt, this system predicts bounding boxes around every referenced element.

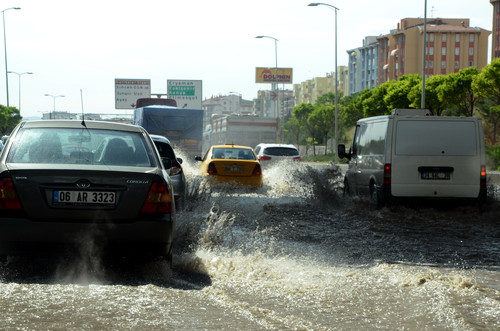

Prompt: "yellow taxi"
[195,144,263,188]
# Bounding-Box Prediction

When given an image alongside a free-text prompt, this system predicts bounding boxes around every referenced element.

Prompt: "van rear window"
[395,120,477,156]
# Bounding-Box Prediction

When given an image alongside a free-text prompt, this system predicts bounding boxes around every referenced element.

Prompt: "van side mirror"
[338,144,351,160]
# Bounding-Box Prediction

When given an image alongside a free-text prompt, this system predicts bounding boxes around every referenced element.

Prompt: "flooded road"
[1,162,499,330]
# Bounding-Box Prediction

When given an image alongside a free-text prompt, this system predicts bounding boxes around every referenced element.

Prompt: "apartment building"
[378,18,490,83]
[293,66,348,105]
[492,0,500,59]
[347,36,379,96]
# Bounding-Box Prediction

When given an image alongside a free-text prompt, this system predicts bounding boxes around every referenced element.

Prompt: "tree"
[309,105,335,155]
[408,74,449,115]
[384,74,421,110]
[362,81,393,117]
[472,58,500,144]
[0,105,22,135]
[439,67,480,117]
[293,103,318,154]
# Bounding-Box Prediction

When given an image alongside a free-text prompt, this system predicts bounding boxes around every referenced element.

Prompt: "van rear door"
[390,118,483,199]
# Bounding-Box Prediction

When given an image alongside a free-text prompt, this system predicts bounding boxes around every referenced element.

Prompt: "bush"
[486,145,500,171]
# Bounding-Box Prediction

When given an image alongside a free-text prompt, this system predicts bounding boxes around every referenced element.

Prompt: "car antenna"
[80,89,87,127]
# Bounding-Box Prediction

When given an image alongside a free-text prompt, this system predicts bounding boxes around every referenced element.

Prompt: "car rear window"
[264,147,299,156]
[7,127,155,166]
[212,148,256,160]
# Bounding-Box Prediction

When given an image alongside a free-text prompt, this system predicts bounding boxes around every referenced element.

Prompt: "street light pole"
[44,94,65,119]
[308,2,339,163]
[256,35,280,142]
[421,0,427,109]
[2,7,20,107]
[8,71,32,112]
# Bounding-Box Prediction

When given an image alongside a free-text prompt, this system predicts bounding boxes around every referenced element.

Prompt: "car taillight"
[480,165,487,187]
[383,163,391,185]
[170,161,183,176]
[252,164,262,175]
[0,177,22,210]
[259,155,272,161]
[141,181,172,214]
[207,162,217,174]
[293,156,302,161]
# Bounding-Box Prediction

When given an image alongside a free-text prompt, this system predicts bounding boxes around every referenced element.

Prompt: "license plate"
[53,190,116,205]
[421,172,451,180]
[225,165,244,172]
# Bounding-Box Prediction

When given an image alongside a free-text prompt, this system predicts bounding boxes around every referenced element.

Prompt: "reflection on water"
[0,160,499,330]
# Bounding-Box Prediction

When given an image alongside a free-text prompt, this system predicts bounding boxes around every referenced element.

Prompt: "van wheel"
[343,178,351,196]
[369,183,381,209]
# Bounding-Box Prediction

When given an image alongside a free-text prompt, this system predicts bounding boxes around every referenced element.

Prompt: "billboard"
[167,79,203,109]
[115,79,151,109]
[255,67,293,84]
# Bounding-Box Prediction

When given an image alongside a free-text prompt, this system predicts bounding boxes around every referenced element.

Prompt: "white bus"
[338,109,487,206]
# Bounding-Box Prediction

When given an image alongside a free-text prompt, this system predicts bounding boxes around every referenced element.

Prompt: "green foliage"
[384,74,421,110]
[439,67,480,117]
[0,105,22,135]
[486,145,500,171]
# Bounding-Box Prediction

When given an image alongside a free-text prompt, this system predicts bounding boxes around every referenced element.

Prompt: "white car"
[254,143,302,162]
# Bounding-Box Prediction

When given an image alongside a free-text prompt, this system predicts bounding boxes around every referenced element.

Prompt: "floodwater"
[0,161,499,330]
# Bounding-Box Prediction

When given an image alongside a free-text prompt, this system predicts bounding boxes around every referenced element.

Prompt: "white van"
[338,109,487,206]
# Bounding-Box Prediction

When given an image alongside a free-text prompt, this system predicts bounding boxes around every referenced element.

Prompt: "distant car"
[0,120,176,263]
[254,143,302,162]
[150,134,186,210]
[195,144,262,188]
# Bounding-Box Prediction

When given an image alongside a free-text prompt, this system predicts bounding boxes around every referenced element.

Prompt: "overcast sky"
[1,0,493,118]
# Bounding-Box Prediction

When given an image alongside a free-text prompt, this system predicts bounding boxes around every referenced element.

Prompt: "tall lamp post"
[308,2,339,163]
[421,0,427,109]
[8,71,32,112]
[2,7,20,107]
[255,35,280,142]
[44,94,65,119]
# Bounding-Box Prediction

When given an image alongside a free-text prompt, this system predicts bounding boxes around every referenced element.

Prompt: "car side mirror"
[162,157,173,169]
[177,157,183,164]
[194,156,202,162]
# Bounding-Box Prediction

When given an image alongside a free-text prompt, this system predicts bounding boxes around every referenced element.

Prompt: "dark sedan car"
[0,120,175,262]
[150,135,186,210]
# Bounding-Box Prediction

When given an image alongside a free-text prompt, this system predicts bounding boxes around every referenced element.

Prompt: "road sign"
[115,79,151,109]
[167,80,202,109]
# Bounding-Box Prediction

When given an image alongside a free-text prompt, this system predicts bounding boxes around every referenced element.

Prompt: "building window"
[442,34,447,42]
[456,34,460,42]
[429,33,435,42]
[455,47,460,56]
[429,61,434,68]
[455,61,460,69]
[429,47,434,55]
[469,47,474,56]
[442,61,446,69]
[442,47,446,56]
[469,34,474,42]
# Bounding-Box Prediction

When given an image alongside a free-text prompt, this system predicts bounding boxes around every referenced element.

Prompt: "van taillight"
[141,181,172,213]
[208,162,217,174]
[480,165,487,187]
[0,177,22,210]
[384,164,391,185]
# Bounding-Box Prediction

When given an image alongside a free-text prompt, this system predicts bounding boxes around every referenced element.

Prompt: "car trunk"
[213,161,257,177]
[8,167,159,221]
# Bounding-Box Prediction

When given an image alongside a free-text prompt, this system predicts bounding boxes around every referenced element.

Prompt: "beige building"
[378,18,490,83]
[293,66,348,105]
